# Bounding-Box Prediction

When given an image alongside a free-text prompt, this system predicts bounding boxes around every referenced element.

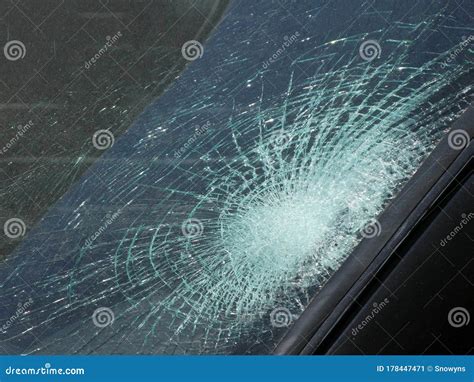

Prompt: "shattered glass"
[0,0,472,355]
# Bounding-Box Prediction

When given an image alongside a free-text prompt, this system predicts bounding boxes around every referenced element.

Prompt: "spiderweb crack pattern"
[0,0,472,354]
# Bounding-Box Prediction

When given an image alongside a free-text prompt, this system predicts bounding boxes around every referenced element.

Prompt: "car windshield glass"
[0,0,472,355]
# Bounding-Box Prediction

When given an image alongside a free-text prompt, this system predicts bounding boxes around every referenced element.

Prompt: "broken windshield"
[0,0,472,355]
